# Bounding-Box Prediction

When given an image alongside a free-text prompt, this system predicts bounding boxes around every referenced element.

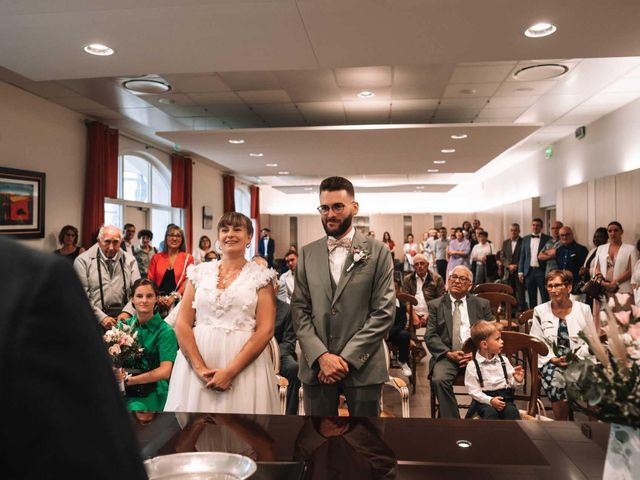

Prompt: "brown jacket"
[401,270,446,305]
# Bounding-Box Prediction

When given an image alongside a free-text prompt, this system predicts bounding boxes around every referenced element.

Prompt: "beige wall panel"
[269,214,291,258]
[560,182,589,246]
[587,180,597,243]
[594,175,617,231]
[369,214,404,258]
[191,158,224,252]
[615,170,640,246]
[297,215,325,248]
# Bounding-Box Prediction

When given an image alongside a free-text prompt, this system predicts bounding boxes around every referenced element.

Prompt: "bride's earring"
[246,243,251,248]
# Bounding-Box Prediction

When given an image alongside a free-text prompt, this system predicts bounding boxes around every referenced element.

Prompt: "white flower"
[347,248,371,272]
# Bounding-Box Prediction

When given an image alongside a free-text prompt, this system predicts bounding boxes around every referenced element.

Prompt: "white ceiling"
[2,1,640,205]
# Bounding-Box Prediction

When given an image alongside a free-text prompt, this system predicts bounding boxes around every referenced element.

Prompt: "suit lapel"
[332,231,366,307]
[313,239,333,303]
[442,294,453,341]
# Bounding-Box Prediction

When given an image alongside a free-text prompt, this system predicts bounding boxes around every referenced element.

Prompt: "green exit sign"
[545,146,553,159]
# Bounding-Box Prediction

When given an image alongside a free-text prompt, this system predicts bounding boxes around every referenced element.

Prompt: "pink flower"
[631,305,640,319]
[108,344,121,356]
[614,311,631,325]
[615,292,632,307]
[628,322,640,340]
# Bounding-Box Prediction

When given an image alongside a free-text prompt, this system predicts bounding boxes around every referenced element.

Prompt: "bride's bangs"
[217,212,253,236]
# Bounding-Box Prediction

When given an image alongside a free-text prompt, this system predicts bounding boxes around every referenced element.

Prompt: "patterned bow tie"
[327,236,352,253]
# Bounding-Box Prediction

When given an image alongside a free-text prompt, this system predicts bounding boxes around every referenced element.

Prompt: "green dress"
[120,313,178,411]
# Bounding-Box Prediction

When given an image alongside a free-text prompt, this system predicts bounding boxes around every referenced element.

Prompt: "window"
[234,184,254,260]
[105,153,182,246]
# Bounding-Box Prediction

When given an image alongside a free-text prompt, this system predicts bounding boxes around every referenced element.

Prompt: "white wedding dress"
[164,261,280,414]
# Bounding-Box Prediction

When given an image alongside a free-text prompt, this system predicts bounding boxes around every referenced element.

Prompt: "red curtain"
[223,175,236,213]
[250,185,260,251]
[81,122,118,248]
[171,154,193,253]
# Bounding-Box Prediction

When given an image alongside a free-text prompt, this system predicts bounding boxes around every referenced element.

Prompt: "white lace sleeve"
[249,263,278,290]
[186,263,201,288]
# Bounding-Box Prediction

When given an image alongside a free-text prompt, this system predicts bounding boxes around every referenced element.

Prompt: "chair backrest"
[500,331,549,416]
[474,283,514,296]
[396,292,418,306]
[476,292,517,327]
[267,336,281,375]
[518,309,534,334]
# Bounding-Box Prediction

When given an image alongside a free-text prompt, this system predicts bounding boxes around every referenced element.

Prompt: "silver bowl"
[144,452,257,480]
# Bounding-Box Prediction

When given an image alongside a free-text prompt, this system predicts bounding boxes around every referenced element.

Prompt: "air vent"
[513,64,568,81]
[122,77,171,94]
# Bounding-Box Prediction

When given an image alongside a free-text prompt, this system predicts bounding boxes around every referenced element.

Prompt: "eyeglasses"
[317,202,353,215]
[449,274,470,284]
[546,283,567,290]
[167,234,182,239]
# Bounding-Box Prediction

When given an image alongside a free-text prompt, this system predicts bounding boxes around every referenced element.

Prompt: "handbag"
[158,254,191,318]
[124,368,156,398]
[580,275,605,298]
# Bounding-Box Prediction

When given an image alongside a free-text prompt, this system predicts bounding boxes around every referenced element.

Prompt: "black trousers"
[466,388,520,420]
[388,325,410,363]
[436,259,448,279]
[525,267,548,308]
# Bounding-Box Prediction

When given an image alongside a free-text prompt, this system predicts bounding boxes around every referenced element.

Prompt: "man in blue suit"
[518,218,551,308]
[258,227,276,268]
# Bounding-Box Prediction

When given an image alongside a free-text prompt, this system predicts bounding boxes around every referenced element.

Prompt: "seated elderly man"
[401,253,446,327]
[425,265,493,419]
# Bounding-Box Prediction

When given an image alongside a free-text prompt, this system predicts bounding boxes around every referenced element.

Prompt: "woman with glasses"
[54,225,85,262]
[593,221,637,297]
[147,225,194,317]
[530,270,592,420]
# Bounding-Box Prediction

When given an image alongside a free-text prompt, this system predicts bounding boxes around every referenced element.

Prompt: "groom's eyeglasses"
[317,202,352,215]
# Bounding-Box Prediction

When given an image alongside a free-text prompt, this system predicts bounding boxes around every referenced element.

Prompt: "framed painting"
[202,205,213,230]
[0,167,46,239]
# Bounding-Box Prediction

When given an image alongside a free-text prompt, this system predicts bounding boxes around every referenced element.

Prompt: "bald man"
[539,220,564,274]
[555,226,588,296]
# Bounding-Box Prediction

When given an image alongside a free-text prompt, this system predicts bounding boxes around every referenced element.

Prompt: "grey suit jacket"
[292,230,395,386]
[425,294,493,374]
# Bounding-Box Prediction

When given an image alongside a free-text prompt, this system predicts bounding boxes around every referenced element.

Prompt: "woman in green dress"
[118,278,178,412]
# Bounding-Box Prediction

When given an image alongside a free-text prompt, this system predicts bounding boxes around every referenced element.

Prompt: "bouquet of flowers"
[103,323,144,393]
[560,293,640,428]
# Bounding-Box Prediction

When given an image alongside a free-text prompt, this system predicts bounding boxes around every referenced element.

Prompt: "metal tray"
[144,452,257,479]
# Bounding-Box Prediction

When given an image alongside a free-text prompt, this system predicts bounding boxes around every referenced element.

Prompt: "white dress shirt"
[277,269,295,303]
[415,274,427,315]
[529,235,541,267]
[464,352,522,405]
[449,294,471,346]
[262,237,270,253]
[328,227,355,285]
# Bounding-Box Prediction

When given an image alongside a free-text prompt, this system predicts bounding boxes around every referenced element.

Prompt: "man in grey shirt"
[74,225,140,329]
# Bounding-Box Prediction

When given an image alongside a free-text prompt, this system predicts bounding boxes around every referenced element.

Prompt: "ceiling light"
[524,22,557,38]
[459,89,477,95]
[434,160,447,164]
[278,171,289,175]
[303,187,313,191]
[357,91,375,98]
[456,440,472,449]
[513,64,568,81]
[451,134,468,139]
[427,169,439,173]
[83,43,114,56]
[228,139,245,144]
[249,153,263,157]
[265,163,278,167]
[123,79,171,94]
[441,149,455,153]
[415,186,425,190]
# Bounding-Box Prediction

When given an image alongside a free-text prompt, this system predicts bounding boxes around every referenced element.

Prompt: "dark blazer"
[0,238,146,479]
[275,298,296,359]
[501,236,522,280]
[425,294,493,374]
[556,241,589,292]
[518,233,551,277]
[259,237,276,266]
[401,271,446,305]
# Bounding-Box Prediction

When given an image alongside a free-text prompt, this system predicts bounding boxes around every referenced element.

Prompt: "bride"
[165,212,279,413]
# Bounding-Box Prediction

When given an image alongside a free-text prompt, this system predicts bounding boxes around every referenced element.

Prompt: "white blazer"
[530,301,593,368]
[595,243,637,293]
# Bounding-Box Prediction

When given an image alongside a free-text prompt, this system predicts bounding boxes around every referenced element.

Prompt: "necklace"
[217,262,246,289]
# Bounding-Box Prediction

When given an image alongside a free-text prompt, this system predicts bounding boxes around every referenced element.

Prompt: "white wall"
[191,156,224,252]
[0,81,86,251]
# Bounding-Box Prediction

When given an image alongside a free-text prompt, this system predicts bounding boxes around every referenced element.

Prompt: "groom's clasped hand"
[317,352,349,384]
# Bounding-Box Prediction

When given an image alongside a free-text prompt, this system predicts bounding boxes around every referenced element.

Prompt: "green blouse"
[121,313,177,412]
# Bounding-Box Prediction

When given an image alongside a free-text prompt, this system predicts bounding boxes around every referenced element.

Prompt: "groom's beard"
[322,213,353,238]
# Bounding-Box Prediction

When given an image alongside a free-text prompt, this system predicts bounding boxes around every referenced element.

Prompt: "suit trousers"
[430,357,465,419]
[525,267,548,308]
[303,382,382,417]
[436,259,448,280]
[506,273,527,313]
[280,354,300,415]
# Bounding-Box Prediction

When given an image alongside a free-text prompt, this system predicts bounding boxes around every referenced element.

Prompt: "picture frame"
[0,166,46,239]
[202,205,213,230]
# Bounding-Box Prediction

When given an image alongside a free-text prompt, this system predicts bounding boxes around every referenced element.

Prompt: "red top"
[147,251,194,295]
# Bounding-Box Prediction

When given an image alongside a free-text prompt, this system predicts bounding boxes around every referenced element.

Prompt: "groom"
[292,176,395,416]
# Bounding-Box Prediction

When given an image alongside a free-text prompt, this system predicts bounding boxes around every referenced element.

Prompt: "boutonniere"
[347,247,370,272]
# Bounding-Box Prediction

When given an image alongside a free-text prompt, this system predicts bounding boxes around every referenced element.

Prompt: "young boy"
[464,321,525,420]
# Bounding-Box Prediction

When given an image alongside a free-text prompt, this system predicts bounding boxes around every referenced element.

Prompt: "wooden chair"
[500,331,549,417]
[429,338,474,418]
[474,283,514,296]
[267,337,289,415]
[297,341,411,418]
[518,309,534,334]
[475,292,518,330]
[396,292,424,394]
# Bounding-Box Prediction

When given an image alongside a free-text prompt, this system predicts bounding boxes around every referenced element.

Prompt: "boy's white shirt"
[464,351,523,405]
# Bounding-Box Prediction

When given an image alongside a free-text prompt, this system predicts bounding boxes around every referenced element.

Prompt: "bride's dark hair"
[217,212,254,237]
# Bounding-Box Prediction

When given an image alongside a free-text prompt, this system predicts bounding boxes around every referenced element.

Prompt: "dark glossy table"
[134,413,609,480]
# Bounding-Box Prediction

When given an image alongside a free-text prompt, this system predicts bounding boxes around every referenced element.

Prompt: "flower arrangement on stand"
[103,323,144,394]
[559,293,640,480]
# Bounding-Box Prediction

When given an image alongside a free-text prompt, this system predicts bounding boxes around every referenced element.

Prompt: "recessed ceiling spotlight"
[441,149,455,153]
[304,187,313,191]
[357,91,375,98]
[123,78,171,94]
[265,163,278,167]
[158,98,176,105]
[459,89,477,95]
[524,22,557,38]
[451,134,468,139]
[513,64,568,81]
[228,139,245,144]
[278,171,290,175]
[434,160,447,164]
[427,169,439,173]
[249,153,263,157]
[456,440,473,449]
[415,186,425,190]
[83,43,114,56]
